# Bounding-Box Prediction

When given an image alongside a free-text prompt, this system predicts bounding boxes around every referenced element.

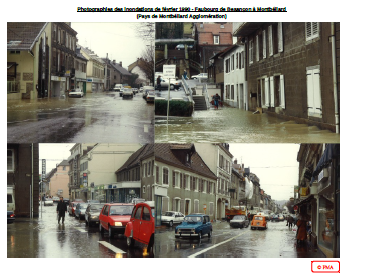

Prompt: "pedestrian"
[247,212,251,221]
[287,215,294,229]
[56,196,68,225]
[183,70,188,80]
[296,214,308,246]
[157,75,162,92]
[213,93,221,110]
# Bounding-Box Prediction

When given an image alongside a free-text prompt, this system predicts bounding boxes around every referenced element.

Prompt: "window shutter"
[313,69,321,113]
[270,76,274,107]
[194,200,199,213]
[256,35,259,61]
[264,77,269,107]
[268,25,273,56]
[156,166,159,183]
[278,23,283,52]
[172,171,175,187]
[209,202,214,216]
[280,75,285,108]
[263,30,266,59]
[180,199,185,214]
[172,199,176,211]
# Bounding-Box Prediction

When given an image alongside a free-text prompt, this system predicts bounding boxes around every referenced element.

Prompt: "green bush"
[155,100,193,117]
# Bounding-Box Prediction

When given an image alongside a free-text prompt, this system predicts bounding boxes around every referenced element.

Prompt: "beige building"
[195,143,233,220]
[48,160,70,198]
[7,22,52,100]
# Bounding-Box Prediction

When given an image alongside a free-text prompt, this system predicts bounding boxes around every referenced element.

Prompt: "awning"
[294,195,314,206]
[310,144,340,185]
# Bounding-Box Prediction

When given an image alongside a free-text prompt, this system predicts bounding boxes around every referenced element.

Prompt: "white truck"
[7,187,15,211]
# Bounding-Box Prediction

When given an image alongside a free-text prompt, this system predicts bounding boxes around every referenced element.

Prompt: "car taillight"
[10,214,15,218]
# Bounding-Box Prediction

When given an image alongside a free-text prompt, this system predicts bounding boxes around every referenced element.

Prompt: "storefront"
[105,182,141,203]
[86,77,104,93]
[51,76,67,97]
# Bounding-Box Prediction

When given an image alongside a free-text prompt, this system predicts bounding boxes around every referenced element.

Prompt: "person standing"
[56,197,67,224]
[296,214,308,246]
[183,70,188,80]
[213,93,221,110]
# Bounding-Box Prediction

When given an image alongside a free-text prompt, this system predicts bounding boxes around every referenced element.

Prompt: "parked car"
[121,88,133,98]
[7,211,15,224]
[75,203,88,219]
[44,198,53,206]
[114,84,123,91]
[230,215,249,228]
[278,214,285,221]
[69,88,84,98]
[139,87,144,92]
[142,86,155,99]
[146,91,155,103]
[132,88,138,94]
[52,196,60,203]
[191,73,208,80]
[175,44,185,50]
[87,200,100,204]
[68,201,84,216]
[271,214,280,222]
[63,198,70,205]
[161,211,185,227]
[251,215,268,230]
[125,201,155,254]
[155,77,181,90]
[85,203,105,227]
[119,87,124,97]
[99,203,134,238]
[175,214,212,239]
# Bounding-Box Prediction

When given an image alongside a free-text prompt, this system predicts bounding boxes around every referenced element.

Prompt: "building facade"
[7,144,39,217]
[48,160,69,198]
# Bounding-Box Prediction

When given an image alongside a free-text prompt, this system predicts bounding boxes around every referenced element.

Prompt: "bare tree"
[138,44,155,85]
[132,22,155,41]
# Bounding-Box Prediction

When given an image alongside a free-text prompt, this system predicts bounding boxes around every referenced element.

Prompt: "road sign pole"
[167,78,170,123]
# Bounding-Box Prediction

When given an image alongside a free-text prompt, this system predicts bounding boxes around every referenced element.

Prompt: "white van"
[7,187,15,211]
[113,84,123,92]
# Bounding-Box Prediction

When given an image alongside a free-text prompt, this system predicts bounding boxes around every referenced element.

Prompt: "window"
[263,30,267,59]
[279,75,285,108]
[214,35,219,44]
[306,68,322,117]
[306,22,319,41]
[268,25,273,56]
[278,22,283,52]
[156,166,159,183]
[148,161,151,176]
[163,168,169,185]
[7,149,14,172]
[142,207,150,221]
[249,39,253,64]
[143,186,146,194]
[172,171,176,187]
[231,54,234,70]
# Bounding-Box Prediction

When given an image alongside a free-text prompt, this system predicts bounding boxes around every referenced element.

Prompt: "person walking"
[56,197,68,225]
[287,215,294,229]
[213,93,221,110]
[183,70,188,80]
[157,75,162,92]
[296,214,308,246]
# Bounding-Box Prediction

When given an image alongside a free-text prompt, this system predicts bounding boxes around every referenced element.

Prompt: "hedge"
[155,100,193,117]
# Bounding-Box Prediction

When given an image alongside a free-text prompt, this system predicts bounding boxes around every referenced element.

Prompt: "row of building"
[7,22,149,100]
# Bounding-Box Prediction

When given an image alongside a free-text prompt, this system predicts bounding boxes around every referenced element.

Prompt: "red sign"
[293,205,298,211]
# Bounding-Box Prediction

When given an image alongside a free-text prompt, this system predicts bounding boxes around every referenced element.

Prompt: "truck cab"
[114,84,123,92]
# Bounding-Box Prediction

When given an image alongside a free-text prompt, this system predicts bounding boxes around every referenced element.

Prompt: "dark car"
[175,214,212,240]
[7,211,15,224]
[63,198,70,205]
[85,203,105,227]
[230,215,249,228]
[271,214,280,222]
[75,203,88,219]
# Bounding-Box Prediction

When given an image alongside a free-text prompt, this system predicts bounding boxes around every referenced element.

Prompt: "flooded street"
[7,203,153,258]
[7,91,154,144]
[154,106,340,143]
[154,220,324,258]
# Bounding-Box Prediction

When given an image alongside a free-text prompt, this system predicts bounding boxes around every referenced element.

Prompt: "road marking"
[75,228,88,233]
[188,230,249,258]
[98,241,126,254]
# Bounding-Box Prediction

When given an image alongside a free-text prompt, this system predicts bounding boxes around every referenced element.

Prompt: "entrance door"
[185,200,190,215]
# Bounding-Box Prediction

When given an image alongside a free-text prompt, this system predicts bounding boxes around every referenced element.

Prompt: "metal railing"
[7,81,19,94]
[181,75,194,103]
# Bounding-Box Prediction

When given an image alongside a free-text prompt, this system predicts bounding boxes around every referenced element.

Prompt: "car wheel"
[169,221,173,227]
[198,231,202,240]
[170,84,174,90]
[108,226,114,238]
[127,237,135,248]
[208,230,212,238]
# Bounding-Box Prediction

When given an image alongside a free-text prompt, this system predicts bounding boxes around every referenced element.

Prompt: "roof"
[155,144,217,180]
[111,61,132,76]
[58,160,69,167]
[115,144,154,173]
[7,22,48,51]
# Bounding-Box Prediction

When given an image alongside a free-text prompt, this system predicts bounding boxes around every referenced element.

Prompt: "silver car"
[69,88,84,98]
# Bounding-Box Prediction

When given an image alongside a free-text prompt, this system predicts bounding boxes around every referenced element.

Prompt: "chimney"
[119,61,122,67]
[234,159,237,164]
[113,60,116,64]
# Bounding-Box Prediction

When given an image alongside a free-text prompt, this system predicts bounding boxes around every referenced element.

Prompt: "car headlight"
[114,222,122,226]
[91,216,98,219]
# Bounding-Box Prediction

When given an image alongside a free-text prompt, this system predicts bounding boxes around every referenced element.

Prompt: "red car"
[99,203,134,238]
[68,201,84,216]
[125,202,155,254]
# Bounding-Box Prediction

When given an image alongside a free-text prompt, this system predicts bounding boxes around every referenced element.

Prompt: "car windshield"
[163,212,174,217]
[109,205,134,216]
[232,215,244,220]
[184,216,202,223]
[254,216,263,220]
[91,204,104,211]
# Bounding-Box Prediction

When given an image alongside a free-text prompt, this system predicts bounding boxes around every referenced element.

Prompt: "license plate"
[257,222,260,226]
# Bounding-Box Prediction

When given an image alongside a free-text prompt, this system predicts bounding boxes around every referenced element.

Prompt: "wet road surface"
[154,220,324,258]
[7,203,153,258]
[154,106,340,143]
[7,91,154,144]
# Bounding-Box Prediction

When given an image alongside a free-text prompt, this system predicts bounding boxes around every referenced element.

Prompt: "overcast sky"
[229,144,300,202]
[71,22,153,69]
[39,143,74,174]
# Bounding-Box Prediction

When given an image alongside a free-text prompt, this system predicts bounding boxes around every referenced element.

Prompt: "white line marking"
[188,230,249,258]
[98,241,126,254]
[75,228,88,233]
